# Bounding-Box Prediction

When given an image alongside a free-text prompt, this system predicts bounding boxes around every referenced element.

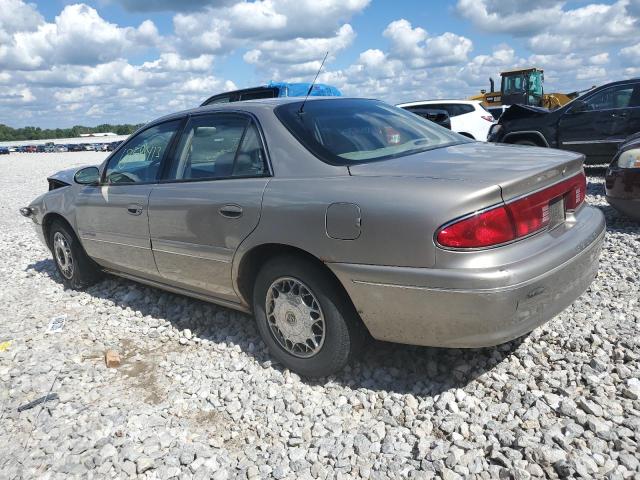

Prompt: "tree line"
[0,123,144,141]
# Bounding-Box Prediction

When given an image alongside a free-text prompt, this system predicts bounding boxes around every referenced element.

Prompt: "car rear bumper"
[328,205,606,348]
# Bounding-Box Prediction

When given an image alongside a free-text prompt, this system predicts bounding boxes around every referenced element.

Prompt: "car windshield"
[275,99,468,164]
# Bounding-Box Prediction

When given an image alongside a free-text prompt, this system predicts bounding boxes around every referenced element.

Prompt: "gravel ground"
[0,153,639,480]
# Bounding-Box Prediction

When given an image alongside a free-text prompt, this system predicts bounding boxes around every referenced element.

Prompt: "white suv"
[397,100,495,141]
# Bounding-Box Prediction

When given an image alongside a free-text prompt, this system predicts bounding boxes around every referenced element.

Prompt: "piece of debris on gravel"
[1,154,638,479]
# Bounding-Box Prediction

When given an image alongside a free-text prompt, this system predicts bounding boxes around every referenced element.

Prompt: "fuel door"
[326,202,361,240]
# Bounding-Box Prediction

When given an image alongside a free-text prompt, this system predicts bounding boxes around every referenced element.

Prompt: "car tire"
[514,139,538,146]
[49,220,102,289]
[253,255,364,377]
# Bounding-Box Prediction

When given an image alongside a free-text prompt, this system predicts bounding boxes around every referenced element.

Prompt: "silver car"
[22,98,606,377]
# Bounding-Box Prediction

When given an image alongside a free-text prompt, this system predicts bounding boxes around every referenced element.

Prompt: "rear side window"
[167,114,267,181]
[446,104,474,116]
[410,103,473,117]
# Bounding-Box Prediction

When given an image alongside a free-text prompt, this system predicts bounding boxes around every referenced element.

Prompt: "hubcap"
[53,232,74,279]
[265,277,325,358]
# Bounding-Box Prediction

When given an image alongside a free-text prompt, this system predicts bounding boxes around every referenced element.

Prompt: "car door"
[148,112,270,301]
[75,119,183,277]
[624,82,640,143]
[558,83,638,164]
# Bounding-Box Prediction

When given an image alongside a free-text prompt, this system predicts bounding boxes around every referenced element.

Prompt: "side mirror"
[570,99,588,113]
[74,166,100,185]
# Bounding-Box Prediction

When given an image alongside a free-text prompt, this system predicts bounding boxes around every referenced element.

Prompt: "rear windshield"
[275,99,468,165]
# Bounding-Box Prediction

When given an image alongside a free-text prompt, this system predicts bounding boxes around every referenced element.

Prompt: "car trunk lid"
[347,141,585,201]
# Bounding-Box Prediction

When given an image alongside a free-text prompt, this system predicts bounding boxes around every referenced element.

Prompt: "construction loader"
[470,68,578,110]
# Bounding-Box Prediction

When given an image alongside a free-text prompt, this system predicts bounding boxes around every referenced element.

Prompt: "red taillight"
[437,172,587,249]
[437,206,516,248]
[565,171,586,210]
[506,187,552,237]
[481,115,495,122]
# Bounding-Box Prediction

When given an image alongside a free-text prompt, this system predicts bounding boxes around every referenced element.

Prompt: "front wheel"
[253,255,364,377]
[49,220,102,289]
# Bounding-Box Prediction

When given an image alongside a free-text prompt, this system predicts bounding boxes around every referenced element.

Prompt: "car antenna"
[298,51,329,114]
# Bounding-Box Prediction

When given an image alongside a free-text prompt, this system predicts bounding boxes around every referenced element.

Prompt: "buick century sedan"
[22,98,606,377]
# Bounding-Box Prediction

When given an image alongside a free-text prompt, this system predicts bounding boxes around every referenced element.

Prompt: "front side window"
[584,85,637,111]
[104,120,181,184]
[168,114,267,180]
[276,99,466,165]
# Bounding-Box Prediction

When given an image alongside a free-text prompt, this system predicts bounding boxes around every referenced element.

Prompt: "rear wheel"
[49,220,101,289]
[253,255,364,377]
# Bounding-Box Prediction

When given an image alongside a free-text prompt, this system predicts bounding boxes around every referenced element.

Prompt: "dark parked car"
[605,133,640,220]
[67,144,85,152]
[0,147,9,155]
[488,79,640,164]
[201,82,341,106]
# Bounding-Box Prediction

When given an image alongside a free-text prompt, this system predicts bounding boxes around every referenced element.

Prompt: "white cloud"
[243,24,356,77]
[576,66,607,81]
[172,0,369,56]
[383,19,473,68]
[0,86,35,104]
[590,53,610,65]
[0,0,43,41]
[620,42,640,62]
[142,53,215,72]
[113,0,232,12]
[456,0,563,35]
[0,4,160,70]
[458,0,640,54]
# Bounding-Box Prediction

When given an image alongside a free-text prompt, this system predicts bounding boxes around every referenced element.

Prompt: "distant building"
[79,132,117,137]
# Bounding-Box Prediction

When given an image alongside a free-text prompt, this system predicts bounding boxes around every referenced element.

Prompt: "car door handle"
[219,204,243,219]
[127,204,143,215]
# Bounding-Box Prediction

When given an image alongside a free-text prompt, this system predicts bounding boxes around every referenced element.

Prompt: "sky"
[0,0,639,128]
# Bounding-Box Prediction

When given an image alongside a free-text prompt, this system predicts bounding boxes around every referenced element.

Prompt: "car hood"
[500,104,551,121]
[348,141,585,200]
[47,165,97,185]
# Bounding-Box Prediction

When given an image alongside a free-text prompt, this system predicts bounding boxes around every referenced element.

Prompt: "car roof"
[149,96,377,125]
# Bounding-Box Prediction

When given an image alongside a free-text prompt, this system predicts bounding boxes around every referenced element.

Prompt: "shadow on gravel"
[26,257,528,397]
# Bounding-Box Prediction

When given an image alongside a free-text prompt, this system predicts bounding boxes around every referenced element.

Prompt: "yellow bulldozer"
[470,67,578,110]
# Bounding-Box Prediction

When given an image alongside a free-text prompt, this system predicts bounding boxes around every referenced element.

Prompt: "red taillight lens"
[437,205,516,248]
[565,171,586,210]
[437,172,587,249]
[481,115,495,122]
[506,188,552,237]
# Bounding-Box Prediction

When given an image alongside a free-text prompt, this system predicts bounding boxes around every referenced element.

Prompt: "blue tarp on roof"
[266,81,342,97]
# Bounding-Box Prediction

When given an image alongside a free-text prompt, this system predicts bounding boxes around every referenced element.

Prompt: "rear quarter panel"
[234,175,503,269]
